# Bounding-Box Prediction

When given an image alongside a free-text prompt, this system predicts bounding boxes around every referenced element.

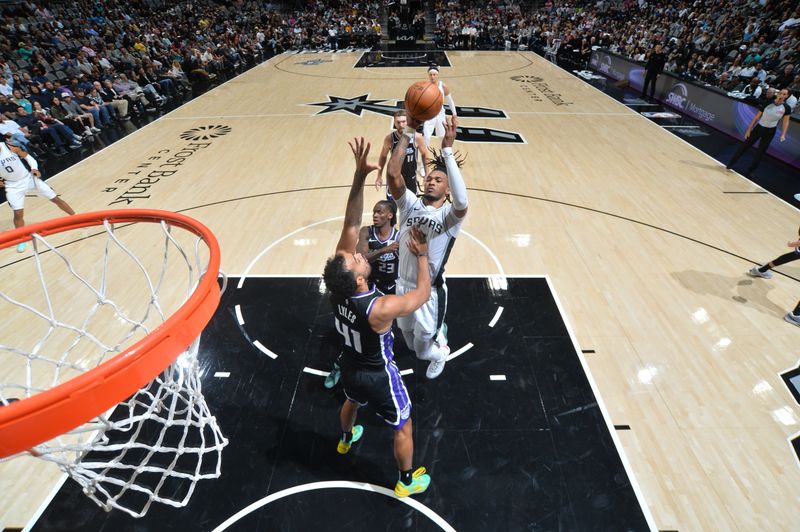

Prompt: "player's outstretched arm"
[386,115,421,199]
[369,227,430,331]
[375,132,392,191]
[356,225,370,256]
[386,132,409,200]
[443,83,456,117]
[336,137,379,254]
[441,116,467,218]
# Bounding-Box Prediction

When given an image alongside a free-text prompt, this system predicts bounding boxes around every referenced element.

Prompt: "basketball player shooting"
[0,135,75,252]
[422,66,457,148]
[322,137,434,497]
[387,115,468,379]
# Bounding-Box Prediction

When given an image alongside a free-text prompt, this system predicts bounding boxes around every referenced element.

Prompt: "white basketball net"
[0,218,228,518]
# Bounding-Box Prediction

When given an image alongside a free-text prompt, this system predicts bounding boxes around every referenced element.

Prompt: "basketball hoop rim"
[0,209,222,459]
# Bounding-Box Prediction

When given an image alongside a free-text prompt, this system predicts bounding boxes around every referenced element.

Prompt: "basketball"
[404,81,443,122]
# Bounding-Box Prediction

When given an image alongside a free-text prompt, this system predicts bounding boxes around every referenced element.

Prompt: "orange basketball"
[404,81,443,121]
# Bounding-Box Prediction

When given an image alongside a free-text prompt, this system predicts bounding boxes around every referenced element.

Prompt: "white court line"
[211,480,456,532]
[544,273,658,531]
[661,125,700,128]
[460,230,506,277]
[303,366,414,377]
[237,215,343,288]
[446,342,474,362]
[237,225,507,371]
[23,474,68,532]
[214,371,231,378]
[489,374,507,381]
[252,340,278,359]
[488,306,504,327]
[238,223,506,287]
[234,304,244,326]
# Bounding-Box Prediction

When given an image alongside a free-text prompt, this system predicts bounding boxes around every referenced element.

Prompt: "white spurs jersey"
[0,142,33,183]
[396,188,463,286]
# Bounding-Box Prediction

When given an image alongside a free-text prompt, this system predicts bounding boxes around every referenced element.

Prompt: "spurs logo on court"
[179,125,232,141]
[306,95,524,144]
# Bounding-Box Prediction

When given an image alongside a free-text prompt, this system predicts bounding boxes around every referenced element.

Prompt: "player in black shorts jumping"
[322,136,433,497]
[326,200,399,389]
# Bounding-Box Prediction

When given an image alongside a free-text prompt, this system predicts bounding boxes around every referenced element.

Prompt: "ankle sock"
[399,469,413,486]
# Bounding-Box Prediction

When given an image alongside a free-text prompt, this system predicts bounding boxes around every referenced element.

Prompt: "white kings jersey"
[0,142,33,183]
[396,188,463,286]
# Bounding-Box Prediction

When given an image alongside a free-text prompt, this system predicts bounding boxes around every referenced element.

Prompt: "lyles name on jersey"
[404,215,443,235]
[337,304,357,324]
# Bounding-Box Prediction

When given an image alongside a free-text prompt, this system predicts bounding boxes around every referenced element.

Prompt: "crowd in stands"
[434,0,799,110]
[2,0,796,162]
[0,0,383,159]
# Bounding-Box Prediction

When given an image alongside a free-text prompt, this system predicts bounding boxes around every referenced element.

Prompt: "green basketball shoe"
[394,467,431,497]
[337,425,363,455]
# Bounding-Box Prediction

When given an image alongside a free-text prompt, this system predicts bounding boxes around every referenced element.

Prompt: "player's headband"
[428,67,439,73]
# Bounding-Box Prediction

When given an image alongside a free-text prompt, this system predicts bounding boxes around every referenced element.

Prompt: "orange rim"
[0,210,221,458]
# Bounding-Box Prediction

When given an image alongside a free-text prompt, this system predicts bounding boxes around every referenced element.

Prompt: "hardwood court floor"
[1,51,799,530]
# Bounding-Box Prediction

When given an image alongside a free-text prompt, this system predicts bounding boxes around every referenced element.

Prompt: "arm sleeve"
[24,154,38,171]
[443,147,467,211]
[446,93,456,116]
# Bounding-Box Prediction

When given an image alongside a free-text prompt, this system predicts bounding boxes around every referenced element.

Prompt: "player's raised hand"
[348,136,380,178]
[441,115,457,149]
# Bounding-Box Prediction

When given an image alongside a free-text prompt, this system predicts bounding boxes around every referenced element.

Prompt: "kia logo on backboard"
[666,83,689,111]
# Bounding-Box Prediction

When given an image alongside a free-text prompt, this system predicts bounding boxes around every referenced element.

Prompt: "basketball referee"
[726,88,792,177]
